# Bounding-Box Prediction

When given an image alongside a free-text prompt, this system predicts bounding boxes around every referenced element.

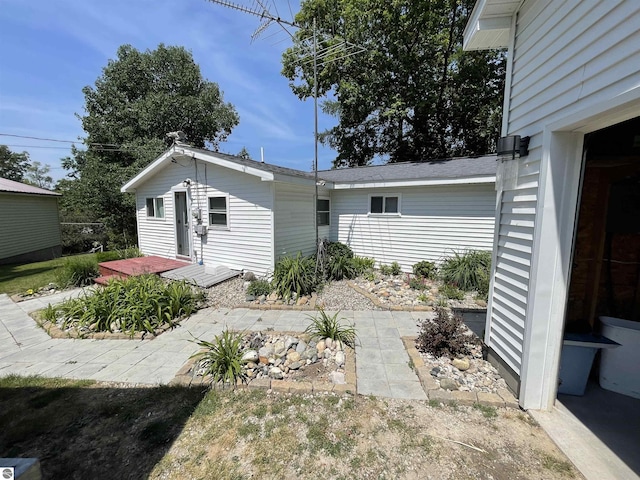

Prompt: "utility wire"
[0,133,119,148]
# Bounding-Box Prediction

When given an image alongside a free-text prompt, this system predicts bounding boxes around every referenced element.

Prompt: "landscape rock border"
[170,330,357,395]
[32,313,176,340]
[402,336,520,409]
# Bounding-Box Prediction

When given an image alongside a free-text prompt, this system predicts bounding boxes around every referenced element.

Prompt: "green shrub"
[328,255,357,281]
[272,253,318,300]
[55,256,99,287]
[305,309,357,348]
[350,256,375,276]
[380,261,401,275]
[413,261,437,279]
[95,247,143,263]
[415,307,477,358]
[439,250,492,293]
[58,275,203,336]
[409,276,428,290]
[326,241,354,259]
[417,293,430,303]
[441,283,465,300]
[192,329,247,387]
[247,279,272,297]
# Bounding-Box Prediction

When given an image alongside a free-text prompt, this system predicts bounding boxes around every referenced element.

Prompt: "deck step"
[94,274,125,285]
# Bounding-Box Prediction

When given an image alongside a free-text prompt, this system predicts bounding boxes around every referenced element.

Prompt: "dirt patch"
[0,376,582,480]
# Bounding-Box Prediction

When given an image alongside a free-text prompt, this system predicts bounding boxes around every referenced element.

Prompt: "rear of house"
[123,146,497,277]
[0,178,62,265]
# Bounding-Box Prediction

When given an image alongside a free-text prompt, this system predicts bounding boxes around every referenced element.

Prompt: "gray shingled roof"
[189,147,316,180]
[0,177,60,196]
[317,155,497,183]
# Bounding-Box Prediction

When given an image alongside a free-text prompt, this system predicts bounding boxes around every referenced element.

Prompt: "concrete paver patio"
[0,293,427,399]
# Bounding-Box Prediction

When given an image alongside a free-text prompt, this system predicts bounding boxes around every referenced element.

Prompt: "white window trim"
[317,197,331,226]
[145,197,165,220]
[368,193,402,216]
[207,194,230,230]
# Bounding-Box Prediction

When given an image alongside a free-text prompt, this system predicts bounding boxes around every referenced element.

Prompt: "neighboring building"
[464,0,640,410]
[0,177,62,264]
[121,146,497,278]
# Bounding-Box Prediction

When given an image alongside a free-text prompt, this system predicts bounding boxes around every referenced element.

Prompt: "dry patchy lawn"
[0,376,581,480]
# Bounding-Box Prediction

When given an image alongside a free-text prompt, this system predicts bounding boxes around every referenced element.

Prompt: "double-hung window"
[208,196,228,227]
[369,195,400,214]
[317,198,330,226]
[146,197,165,218]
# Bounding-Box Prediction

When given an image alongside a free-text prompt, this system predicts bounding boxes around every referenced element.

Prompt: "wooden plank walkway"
[161,264,241,288]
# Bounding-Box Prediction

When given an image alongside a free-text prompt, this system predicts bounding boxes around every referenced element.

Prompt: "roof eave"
[332,175,497,190]
[463,0,520,51]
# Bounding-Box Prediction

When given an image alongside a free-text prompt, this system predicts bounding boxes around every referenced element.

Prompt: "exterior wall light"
[182,178,192,187]
[497,135,530,159]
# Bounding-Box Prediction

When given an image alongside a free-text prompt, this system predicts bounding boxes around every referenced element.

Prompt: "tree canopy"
[0,145,30,182]
[61,44,239,247]
[281,0,505,167]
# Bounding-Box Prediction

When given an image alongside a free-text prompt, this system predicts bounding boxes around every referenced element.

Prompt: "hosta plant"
[192,330,247,387]
[305,308,357,348]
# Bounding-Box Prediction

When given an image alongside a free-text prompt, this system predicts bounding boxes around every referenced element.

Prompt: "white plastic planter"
[599,316,640,399]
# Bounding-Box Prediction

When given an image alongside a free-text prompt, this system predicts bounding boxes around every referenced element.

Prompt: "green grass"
[0,253,96,295]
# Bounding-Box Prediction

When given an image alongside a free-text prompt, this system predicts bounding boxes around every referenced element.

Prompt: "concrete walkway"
[0,293,428,399]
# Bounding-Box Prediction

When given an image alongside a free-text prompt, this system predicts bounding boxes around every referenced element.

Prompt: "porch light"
[497,135,529,159]
[182,178,192,187]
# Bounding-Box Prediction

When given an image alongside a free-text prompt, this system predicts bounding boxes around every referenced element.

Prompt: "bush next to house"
[95,247,143,263]
[326,241,354,260]
[48,274,204,337]
[415,307,477,358]
[439,250,492,297]
[247,279,272,297]
[380,261,402,276]
[413,260,437,280]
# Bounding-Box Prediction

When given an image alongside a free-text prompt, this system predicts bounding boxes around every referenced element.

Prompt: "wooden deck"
[98,256,190,278]
[94,256,239,288]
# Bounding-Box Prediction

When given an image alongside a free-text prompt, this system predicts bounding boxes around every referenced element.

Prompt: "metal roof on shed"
[0,177,60,196]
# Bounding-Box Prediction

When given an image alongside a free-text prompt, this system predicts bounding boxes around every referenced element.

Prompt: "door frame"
[173,188,192,260]
[519,87,640,410]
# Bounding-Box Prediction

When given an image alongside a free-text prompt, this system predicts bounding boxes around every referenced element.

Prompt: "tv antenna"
[205,0,366,245]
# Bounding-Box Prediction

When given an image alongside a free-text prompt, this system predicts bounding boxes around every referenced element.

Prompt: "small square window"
[146,197,164,218]
[208,196,228,227]
[317,198,330,226]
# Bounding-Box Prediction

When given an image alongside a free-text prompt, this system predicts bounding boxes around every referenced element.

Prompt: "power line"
[0,133,119,148]
[3,144,128,152]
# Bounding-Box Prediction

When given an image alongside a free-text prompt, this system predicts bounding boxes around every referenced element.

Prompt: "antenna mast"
[206,0,365,246]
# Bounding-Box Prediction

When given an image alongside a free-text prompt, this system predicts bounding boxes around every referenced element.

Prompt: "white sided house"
[465,0,640,417]
[0,177,62,265]
[121,146,497,278]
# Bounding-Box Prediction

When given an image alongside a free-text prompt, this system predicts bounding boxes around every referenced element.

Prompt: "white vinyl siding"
[0,193,61,260]
[330,184,496,272]
[274,183,318,259]
[134,161,274,276]
[486,0,640,378]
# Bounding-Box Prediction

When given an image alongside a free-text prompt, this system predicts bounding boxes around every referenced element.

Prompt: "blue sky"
[0,0,337,182]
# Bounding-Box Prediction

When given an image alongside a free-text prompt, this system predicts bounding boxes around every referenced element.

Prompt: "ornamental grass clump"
[439,250,492,294]
[415,307,477,358]
[305,308,357,348]
[192,329,247,387]
[272,253,318,300]
[55,256,99,287]
[57,274,203,337]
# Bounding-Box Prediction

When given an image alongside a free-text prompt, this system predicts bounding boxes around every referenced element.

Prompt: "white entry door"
[175,191,190,257]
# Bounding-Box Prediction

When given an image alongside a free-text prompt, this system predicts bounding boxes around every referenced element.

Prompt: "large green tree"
[61,44,239,247]
[0,145,30,181]
[282,0,505,167]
